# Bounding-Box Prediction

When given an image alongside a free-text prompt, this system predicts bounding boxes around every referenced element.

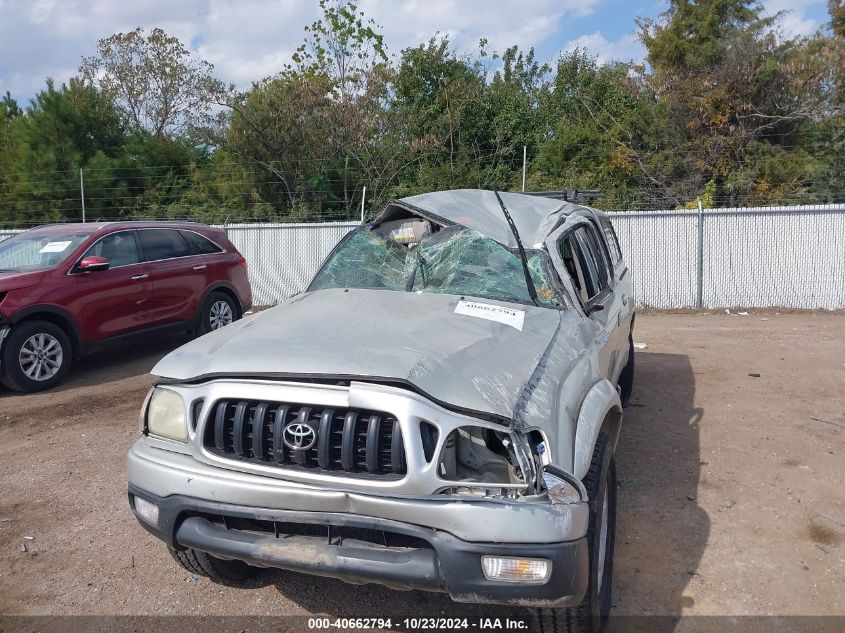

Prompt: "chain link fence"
[2,204,844,309]
[223,222,359,307]
[610,204,845,309]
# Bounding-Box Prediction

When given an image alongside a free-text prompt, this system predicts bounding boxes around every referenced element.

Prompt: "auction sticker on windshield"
[39,241,72,253]
[454,300,525,331]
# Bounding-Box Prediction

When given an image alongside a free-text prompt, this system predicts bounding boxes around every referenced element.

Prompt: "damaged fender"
[573,379,622,481]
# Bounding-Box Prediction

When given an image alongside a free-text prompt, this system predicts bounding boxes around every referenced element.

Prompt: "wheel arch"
[8,306,84,360]
[199,283,243,319]
[573,379,623,481]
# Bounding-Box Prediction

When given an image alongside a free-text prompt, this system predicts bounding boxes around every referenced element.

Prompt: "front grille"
[203,399,406,478]
[198,513,432,550]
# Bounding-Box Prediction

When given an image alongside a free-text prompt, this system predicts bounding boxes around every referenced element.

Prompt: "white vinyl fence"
[2,206,843,309]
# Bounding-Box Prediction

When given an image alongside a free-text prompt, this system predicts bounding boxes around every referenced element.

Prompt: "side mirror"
[78,256,110,272]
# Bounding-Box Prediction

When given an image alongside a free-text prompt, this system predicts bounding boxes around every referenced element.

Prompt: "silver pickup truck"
[127,189,634,632]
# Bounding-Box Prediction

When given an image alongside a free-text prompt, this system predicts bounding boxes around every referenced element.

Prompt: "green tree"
[3,78,126,223]
[292,0,387,103]
[628,1,832,206]
[218,0,398,219]
[80,27,224,137]
[830,0,845,37]
[528,50,650,205]
[639,0,765,71]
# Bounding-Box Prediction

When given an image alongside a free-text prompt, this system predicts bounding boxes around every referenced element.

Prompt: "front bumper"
[130,485,588,607]
[128,442,590,606]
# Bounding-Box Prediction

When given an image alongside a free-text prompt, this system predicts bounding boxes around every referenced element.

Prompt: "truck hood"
[153,288,561,421]
[0,270,46,293]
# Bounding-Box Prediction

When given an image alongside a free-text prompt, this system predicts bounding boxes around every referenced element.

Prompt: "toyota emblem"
[283,422,317,451]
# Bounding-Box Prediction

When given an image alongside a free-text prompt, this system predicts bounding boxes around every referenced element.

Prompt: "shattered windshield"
[310,226,559,307]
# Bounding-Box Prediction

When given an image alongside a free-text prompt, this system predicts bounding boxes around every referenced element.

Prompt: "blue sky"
[0,0,834,103]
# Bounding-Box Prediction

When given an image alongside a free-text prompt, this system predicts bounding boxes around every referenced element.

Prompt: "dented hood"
[153,288,561,420]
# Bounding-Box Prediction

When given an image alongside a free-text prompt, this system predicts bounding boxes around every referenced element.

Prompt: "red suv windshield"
[0,229,96,272]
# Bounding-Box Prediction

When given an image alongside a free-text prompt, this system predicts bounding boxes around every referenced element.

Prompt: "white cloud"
[358,0,600,57]
[0,0,603,100]
[29,0,57,25]
[761,0,825,38]
[0,0,205,98]
[562,31,646,65]
[196,0,316,87]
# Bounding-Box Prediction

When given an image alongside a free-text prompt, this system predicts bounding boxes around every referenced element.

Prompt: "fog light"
[133,496,160,527]
[481,556,551,583]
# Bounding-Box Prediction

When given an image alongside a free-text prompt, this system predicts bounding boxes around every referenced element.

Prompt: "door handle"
[192,265,207,271]
[130,274,149,281]
[621,294,628,306]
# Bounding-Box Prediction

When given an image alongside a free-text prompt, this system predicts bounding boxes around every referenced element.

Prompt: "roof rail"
[522,189,605,205]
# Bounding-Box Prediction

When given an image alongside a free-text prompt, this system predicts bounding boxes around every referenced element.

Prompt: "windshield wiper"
[493,190,539,306]
[405,248,426,291]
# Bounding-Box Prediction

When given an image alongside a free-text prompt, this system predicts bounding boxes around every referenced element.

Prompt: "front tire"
[168,546,256,586]
[538,433,617,633]
[1,320,72,393]
[198,291,238,335]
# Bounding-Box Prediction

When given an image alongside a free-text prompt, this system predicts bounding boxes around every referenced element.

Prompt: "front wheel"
[198,291,239,335]
[168,546,257,586]
[0,320,72,393]
[537,433,617,633]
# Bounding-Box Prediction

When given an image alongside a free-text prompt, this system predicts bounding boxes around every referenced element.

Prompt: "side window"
[83,231,140,268]
[139,229,190,261]
[181,230,223,255]
[560,235,588,305]
[599,216,622,265]
[560,226,610,306]
[582,224,612,291]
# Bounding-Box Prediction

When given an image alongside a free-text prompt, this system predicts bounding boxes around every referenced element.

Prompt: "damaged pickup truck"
[127,189,635,631]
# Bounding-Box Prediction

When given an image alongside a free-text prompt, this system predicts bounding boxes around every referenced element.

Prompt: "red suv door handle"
[192,265,207,271]
[130,273,149,281]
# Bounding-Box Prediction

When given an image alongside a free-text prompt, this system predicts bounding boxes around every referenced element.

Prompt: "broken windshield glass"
[310,226,559,307]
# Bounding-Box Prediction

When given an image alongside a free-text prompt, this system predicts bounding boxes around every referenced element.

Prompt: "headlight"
[146,388,187,442]
[542,466,585,504]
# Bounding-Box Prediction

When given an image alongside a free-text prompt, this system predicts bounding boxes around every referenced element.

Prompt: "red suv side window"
[82,231,141,267]
[181,231,223,255]
[139,230,190,261]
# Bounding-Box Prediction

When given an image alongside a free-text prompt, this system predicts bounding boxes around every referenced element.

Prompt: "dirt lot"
[0,313,843,617]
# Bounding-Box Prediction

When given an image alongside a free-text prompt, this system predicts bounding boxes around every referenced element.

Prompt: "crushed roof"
[396,189,586,249]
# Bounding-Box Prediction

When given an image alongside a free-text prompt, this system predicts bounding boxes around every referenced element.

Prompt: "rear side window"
[139,229,190,261]
[84,231,141,267]
[599,216,622,265]
[181,230,223,255]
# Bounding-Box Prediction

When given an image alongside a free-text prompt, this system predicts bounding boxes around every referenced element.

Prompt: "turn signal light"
[481,556,551,584]
[133,496,160,527]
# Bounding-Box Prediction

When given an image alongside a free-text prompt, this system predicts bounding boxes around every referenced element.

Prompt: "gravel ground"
[0,312,843,617]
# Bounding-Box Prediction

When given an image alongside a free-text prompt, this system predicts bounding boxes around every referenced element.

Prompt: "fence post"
[80,168,86,223]
[522,146,527,192]
[696,197,704,308]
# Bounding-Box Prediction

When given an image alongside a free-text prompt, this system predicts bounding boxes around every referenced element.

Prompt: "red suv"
[0,222,252,392]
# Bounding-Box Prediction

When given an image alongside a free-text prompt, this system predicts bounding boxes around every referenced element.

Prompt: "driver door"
[547,221,619,380]
[72,230,153,342]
